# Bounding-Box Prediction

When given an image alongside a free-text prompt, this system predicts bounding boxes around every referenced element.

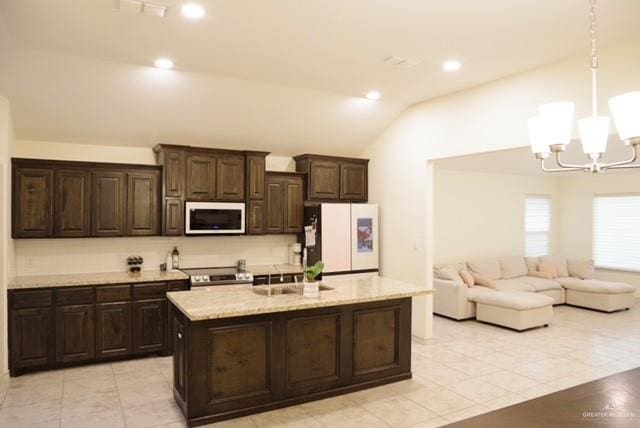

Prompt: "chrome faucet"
[267,272,272,297]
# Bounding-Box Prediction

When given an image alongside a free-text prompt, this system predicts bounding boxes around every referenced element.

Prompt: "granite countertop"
[247,263,305,276]
[9,270,189,290]
[167,275,431,321]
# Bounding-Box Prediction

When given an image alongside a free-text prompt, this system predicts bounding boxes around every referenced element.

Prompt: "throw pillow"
[528,270,554,280]
[537,262,558,279]
[568,259,596,279]
[540,256,569,278]
[459,270,475,287]
[434,267,463,283]
[470,272,496,289]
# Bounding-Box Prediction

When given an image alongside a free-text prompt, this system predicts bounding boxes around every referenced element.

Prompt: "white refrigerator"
[304,203,379,274]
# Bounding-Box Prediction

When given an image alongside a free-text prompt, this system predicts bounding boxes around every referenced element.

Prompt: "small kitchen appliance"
[185,201,245,235]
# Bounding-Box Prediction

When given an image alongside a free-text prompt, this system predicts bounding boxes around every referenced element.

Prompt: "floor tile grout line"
[110,362,130,428]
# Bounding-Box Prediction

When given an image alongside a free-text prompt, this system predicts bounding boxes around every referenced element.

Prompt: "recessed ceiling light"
[442,60,462,72]
[365,91,382,100]
[154,58,174,69]
[181,3,205,19]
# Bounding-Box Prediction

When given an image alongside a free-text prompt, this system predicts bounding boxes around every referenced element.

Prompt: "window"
[593,195,640,271]
[525,196,552,257]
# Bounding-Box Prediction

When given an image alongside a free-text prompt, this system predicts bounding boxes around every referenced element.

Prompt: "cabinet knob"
[177,332,182,339]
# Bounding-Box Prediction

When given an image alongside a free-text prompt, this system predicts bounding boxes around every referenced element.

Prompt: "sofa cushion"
[568,259,596,279]
[517,276,563,292]
[538,262,558,279]
[470,291,554,310]
[471,272,496,289]
[467,259,501,280]
[467,286,496,300]
[555,278,635,294]
[499,257,528,279]
[434,263,464,283]
[459,270,475,287]
[525,257,539,272]
[494,279,536,292]
[528,271,555,280]
[540,256,569,278]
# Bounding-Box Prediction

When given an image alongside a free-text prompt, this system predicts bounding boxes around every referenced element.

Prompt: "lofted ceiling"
[1,0,640,154]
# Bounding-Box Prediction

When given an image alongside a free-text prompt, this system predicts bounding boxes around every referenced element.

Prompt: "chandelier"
[528,0,640,173]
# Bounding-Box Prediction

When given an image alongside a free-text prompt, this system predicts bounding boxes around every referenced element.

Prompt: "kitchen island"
[167,275,431,426]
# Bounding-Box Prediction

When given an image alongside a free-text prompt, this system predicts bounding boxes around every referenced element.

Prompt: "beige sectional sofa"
[434,255,636,323]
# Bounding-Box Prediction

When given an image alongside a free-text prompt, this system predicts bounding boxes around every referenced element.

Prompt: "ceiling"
[434,138,639,176]
[1,0,640,154]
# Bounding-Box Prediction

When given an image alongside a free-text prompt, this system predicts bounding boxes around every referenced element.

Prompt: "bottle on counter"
[171,246,180,270]
[166,251,174,272]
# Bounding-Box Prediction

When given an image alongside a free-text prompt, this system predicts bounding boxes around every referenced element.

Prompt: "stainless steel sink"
[253,286,299,296]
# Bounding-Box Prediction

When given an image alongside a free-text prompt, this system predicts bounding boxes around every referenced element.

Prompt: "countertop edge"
[168,289,432,322]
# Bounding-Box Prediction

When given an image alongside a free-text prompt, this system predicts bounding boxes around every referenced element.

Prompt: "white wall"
[12,139,298,276]
[434,170,560,264]
[559,171,640,296]
[362,37,640,339]
[0,96,16,374]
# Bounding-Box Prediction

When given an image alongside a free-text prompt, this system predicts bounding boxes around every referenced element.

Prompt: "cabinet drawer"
[168,281,187,292]
[11,290,53,309]
[133,282,167,300]
[96,285,131,303]
[56,287,94,305]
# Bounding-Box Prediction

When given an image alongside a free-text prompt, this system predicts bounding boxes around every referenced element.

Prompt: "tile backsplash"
[16,235,297,276]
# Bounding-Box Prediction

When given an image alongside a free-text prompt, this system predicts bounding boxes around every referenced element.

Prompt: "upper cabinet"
[185,154,216,201]
[12,159,161,239]
[265,173,304,234]
[216,155,245,201]
[294,154,368,202]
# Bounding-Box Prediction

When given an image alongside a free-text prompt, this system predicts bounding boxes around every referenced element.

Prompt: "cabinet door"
[13,167,53,238]
[91,171,126,237]
[284,177,304,233]
[247,200,265,235]
[54,169,91,237]
[216,156,245,201]
[164,198,183,236]
[55,304,95,363]
[96,302,132,358]
[163,149,185,197]
[247,155,266,200]
[126,171,160,236]
[173,314,186,400]
[134,299,167,354]
[186,155,216,200]
[340,162,367,201]
[265,177,284,234]
[309,161,339,200]
[10,307,53,368]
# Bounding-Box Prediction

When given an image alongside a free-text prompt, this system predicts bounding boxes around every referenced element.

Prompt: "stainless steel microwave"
[185,202,245,235]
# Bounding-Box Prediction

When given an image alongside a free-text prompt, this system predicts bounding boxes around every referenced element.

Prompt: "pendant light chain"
[590,0,598,116]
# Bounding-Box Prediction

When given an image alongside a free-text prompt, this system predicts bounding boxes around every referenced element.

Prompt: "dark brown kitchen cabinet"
[294,154,369,202]
[12,167,53,238]
[91,171,126,237]
[164,198,183,236]
[340,162,367,201]
[10,307,53,369]
[55,304,95,363]
[54,169,91,237]
[247,200,265,234]
[265,173,304,234]
[134,299,167,354]
[161,149,185,198]
[216,156,245,201]
[96,302,132,358]
[186,154,216,200]
[126,171,160,236]
[246,153,267,200]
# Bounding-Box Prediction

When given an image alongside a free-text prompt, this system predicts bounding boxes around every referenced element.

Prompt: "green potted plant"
[304,261,325,283]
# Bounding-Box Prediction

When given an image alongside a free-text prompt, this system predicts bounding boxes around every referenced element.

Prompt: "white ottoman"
[470,291,554,331]
[557,278,635,312]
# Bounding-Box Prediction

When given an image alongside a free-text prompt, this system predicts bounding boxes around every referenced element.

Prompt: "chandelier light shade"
[537,101,575,147]
[578,116,610,155]
[609,91,640,142]
[529,0,640,173]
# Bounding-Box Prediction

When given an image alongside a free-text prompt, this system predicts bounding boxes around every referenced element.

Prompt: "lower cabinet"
[96,302,132,358]
[134,299,167,354]
[10,307,53,369]
[8,279,187,376]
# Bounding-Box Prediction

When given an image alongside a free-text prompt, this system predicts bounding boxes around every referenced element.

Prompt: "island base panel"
[171,298,412,426]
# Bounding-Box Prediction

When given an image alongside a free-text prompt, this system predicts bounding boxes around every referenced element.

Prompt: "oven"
[185,202,245,235]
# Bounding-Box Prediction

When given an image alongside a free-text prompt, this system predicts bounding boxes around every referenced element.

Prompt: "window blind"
[525,196,551,257]
[593,195,640,271]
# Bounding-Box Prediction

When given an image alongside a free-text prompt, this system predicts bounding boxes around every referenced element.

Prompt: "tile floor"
[1,301,639,427]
